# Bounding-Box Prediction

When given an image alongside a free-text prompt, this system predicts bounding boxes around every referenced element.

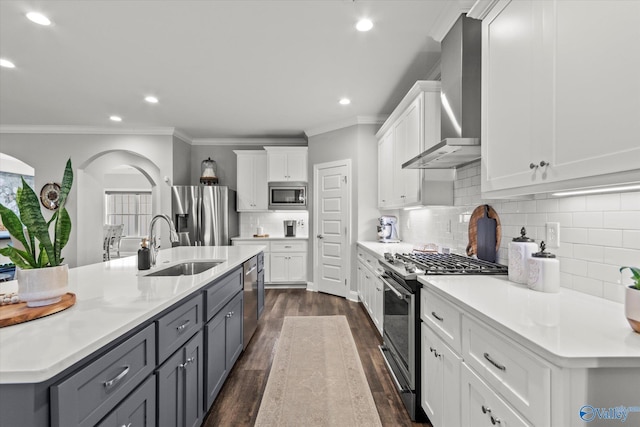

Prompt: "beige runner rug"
[255,316,383,427]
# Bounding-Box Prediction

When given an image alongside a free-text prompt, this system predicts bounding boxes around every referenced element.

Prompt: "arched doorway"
[77,150,163,266]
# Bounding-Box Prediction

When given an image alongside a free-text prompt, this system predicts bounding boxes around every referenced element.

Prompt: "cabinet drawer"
[462,315,550,426]
[97,374,156,427]
[204,267,243,321]
[157,294,203,363]
[421,287,462,353]
[461,363,531,427]
[51,324,156,427]
[270,240,307,252]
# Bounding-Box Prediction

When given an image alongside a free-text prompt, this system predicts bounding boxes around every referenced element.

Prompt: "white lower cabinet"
[421,323,462,427]
[461,363,531,427]
[270,240,307,283]
[233,239,308,284]
[356,248,383,335]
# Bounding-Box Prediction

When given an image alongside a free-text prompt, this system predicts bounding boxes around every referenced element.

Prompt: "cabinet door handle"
[284,245,292,248]
[529,162,538,169]
[176,319,191,333]
[491,415,502,425]
[226,312,232,318]
[179,357,195,369]
[121,423,132,427]
[316,234,324,239]
[484,352,506,371]
[103,365,130,390]
[431,311,444,322]
[539,160,549,167]
[482,405,492,414]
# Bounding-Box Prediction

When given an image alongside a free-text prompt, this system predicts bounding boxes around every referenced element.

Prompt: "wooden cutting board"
[0,293,76,327]
[466,205,501,260]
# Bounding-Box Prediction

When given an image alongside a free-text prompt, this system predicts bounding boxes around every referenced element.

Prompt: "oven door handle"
[385,281,404,299]
[381,275,410,299]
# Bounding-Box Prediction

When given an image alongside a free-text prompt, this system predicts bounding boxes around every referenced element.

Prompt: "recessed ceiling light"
[110,116,122,122]
[0,58,16,68]
[145,96,159,104]
[356,18,373,32]
[339,98,351,105]
[26,12,51,26]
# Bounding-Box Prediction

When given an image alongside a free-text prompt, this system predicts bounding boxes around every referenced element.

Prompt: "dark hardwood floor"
[202,289,432,427]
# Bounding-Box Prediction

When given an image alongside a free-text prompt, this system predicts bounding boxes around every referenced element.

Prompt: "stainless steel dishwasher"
[243,256,258,348]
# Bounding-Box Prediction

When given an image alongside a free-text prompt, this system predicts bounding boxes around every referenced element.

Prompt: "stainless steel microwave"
[268,182,307,210]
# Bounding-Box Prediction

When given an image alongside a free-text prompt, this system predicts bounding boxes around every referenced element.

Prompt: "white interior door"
[314,160,350,298]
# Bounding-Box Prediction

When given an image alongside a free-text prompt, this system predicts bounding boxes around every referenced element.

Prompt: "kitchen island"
[0,245,265,427]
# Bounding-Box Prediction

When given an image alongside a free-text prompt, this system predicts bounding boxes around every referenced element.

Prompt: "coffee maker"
[284,220,297,237]
[378,216,400,243]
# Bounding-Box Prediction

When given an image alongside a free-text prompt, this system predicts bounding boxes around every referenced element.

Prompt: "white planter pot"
[625,286,640,334]
[17,264,69,307]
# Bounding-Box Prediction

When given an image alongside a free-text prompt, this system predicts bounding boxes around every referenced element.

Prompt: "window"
[105,192,152,236]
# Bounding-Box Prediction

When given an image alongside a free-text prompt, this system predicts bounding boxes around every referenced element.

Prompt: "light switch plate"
[546,222,560,248]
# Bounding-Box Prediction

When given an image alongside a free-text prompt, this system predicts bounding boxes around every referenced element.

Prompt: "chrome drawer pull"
[484,352,506,371]
[176,319,191,333]
[429,347,435,353]
[431,311,444,322]
[179,357,195,369]
[103,365,130,390]
[482,405,492,414]
[491,415,502,425]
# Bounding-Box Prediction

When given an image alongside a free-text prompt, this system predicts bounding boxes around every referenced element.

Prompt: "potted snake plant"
[620,266,640,333]
[0,159,73,307]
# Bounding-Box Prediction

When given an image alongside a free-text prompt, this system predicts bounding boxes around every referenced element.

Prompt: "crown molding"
[467,0,501,20]
[304,115,387,138]
[191,137,307,146]
[172,129,193,144]
[430,0,476,42]
[0,125,180,136]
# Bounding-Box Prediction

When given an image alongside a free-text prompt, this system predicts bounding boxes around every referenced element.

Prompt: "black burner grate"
[396,252,508,275]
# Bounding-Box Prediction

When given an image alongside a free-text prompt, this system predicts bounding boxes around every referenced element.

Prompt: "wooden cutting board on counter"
[466,205,501,262]
[0,293,76,327]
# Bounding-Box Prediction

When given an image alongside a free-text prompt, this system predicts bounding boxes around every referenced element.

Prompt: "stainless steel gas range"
[377,252,508,422]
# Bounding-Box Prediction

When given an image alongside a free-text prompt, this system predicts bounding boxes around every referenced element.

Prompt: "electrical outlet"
[546,222,560,248]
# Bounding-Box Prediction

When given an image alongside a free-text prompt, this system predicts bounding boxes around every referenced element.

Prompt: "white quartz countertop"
[0,245,264,384]
[419,275,640,368]
[357,241,415,258]
[232,236,308,241]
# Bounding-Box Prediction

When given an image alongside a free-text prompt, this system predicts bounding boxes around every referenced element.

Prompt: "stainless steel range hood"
[403,15,481,169]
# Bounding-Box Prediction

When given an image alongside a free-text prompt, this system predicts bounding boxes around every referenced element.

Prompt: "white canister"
[508,227,537,284]
[527,241,560,293]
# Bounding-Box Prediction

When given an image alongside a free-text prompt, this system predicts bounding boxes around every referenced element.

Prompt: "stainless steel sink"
[145,261,223,277]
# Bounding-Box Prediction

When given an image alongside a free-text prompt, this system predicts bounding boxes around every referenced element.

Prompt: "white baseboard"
[265,283,307,289]
[347,290,359,302]
[306,281,317,292]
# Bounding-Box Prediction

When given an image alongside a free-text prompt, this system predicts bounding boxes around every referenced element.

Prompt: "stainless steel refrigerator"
[171,186,238,246]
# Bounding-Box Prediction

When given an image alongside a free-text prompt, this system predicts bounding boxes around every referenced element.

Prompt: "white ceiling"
[0,1,462,140]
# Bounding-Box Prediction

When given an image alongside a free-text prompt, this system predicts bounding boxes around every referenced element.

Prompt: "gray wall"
[308,124,380,294]
[172,136,192,186]
[0,132,175,267]
[190,145,266,189]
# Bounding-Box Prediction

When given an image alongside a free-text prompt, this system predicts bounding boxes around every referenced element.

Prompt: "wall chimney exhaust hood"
[403,14,481,170]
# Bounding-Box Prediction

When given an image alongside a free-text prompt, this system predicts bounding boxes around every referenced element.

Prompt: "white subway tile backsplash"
[623,230,640,249]
[558,196,586,212]
[573,244,604,262]
[560,257,588,276]
[547,212,573,227]
[536,199,558,213]
[588,229,622,247]
[396,161,639,303]
[585,193,621,211]
[573,212,603,228]
[603,211,640,230]
[562,228,589,244]
[572,277,604,298]
[621,192,640,210]
[603,281,625,303]
[604,247,640,267]
[587,262,622,283]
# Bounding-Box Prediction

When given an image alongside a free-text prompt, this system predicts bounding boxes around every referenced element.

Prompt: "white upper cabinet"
[480,0,640,197]
[376,81,447,209]
[264,147,308,182]
[234,150,268,211]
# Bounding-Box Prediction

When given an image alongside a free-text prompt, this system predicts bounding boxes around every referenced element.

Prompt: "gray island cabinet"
[0,246,264,427]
